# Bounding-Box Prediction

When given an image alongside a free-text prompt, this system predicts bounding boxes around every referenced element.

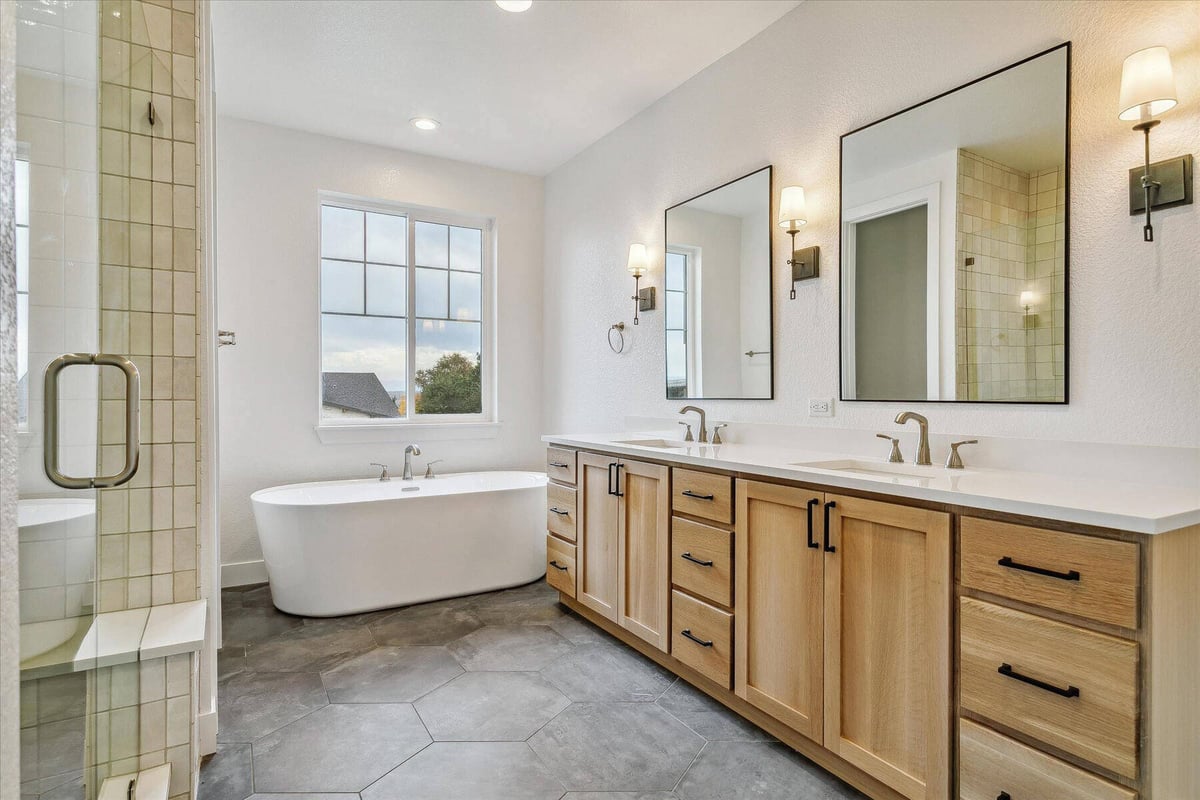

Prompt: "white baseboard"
[221,559,268,588]
[198,710,217,756]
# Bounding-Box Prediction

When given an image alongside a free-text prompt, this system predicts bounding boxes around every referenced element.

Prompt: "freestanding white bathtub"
[250,471,548,617]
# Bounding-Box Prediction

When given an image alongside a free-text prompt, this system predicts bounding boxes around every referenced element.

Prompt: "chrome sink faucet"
[370,462,391,482]
[894,411,931,466]
[403,444,422,480]
[679,406,707,443]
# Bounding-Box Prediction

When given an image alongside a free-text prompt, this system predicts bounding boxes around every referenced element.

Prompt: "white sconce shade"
[1119,46,1177,121]
[1019,290,1036,308]
[627,243,649,277]
[778,186,808,229]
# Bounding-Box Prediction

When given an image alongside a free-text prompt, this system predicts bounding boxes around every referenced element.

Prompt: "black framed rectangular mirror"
[840,43,1070,403]
[665,165,773,399]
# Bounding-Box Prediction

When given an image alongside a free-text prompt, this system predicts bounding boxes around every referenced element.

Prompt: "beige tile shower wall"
[94,3,202,800]
[1026,165,1066,401]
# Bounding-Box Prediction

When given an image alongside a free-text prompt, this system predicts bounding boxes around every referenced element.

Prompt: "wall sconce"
[1019,290,1038,329]
[778,186,819,299]
[626,243,655,325]
[1119,46,1192,242]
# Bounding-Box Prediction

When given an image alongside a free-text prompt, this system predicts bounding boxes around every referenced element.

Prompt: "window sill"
[315,421,502,444]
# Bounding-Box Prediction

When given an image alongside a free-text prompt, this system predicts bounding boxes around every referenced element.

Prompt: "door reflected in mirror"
[840,44,1069,403]
[665,166,773,399]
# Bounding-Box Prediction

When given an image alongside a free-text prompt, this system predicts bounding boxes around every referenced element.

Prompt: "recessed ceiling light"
[496,0,533,11]
[410,117,440,131]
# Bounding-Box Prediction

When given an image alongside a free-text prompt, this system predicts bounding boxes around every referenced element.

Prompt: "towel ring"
[608,322,626,353]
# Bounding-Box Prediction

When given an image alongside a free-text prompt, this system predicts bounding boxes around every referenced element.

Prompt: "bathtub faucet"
[370,462,391,482]
[403,445,422,480]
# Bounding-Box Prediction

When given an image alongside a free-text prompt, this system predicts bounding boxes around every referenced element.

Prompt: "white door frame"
[841,183,941,400]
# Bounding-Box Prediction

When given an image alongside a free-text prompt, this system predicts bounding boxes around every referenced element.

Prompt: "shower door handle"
[44,353,141,489]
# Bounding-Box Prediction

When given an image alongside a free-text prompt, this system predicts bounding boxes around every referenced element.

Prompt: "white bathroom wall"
[216,118,544,578]
[543,0,1200,449]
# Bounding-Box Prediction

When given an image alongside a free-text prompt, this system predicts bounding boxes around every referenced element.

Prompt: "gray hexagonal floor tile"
[541,643,674,702]
[529,702,703,792]
[447,625,572,671]
[245,620,375,673]
[414,671,569,741]
[676,741,865,800]
[361,742,564,800]
[563,794,680,800]
[222,606,304,648]
[252,704,430,793]
[198,743,253,800]
[321,646,462,703]
[657,679,775,742]
[550,612,620,645]
[368,597,483,646]
[217,671,327,743]
[469,580,567,625]
[248,795,358,800]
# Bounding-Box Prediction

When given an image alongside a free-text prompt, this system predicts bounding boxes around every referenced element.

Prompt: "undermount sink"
[613,438,688,449]
[792,459,972,483]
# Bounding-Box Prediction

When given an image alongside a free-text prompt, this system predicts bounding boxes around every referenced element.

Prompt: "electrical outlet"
[808,398,833,417]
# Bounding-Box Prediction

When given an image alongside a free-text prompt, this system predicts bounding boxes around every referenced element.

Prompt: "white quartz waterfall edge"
[251,471,548,617]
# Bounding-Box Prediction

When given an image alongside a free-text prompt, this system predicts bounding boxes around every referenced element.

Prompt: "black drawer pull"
[681,489,715,501]
[997,793,1011,800]
[823,500,836,552]
[548,560,569,572]
[549,507,570,516]
[998,556,1080,582]
[681,552,714,567]
[998,663,1079,698]
[549,461,569,468]
[681,629,713,647]
[806,498,820,549]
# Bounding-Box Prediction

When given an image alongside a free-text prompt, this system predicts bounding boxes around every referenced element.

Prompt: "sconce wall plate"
[1129,154,1193,213]
[637,286,656,312]
[792,245,820,282]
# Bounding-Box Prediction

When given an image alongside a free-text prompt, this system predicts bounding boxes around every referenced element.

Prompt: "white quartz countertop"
[543,432,1200,534]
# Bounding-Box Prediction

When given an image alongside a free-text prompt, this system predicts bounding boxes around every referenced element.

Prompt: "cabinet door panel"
[618,459,670,650]
[578,452,619,621]
[823,494,950,800]
[734,480,824,742]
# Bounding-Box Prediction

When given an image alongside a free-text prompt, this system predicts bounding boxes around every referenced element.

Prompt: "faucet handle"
[875,434,903,463]
[370,462,388,469]
[946,440,978,470]
[424,459,444,479]
[678,421,694,442]
[711,423,728,445]
[369,462,390,480]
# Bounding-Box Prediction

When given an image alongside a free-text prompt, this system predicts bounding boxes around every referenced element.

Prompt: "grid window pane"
[666,330,687,382]
[415,221,448,268]
[16,227,28,293]
[366,211,407,265]
[666,252,687,291]
[665,290,685,330]
[321,314,407,416]
[321,259,364,314]
[449,271,481,321]
[15,160,28,226]
[416,267,448,318]
[449,226,482,271]
[415,320,482,415]
[321,206,364,261]
[366,264,406,317]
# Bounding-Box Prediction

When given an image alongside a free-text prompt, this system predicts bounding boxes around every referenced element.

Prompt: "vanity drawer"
[959,719,1136,800]
[546,483,577,543]
[671,517,733,607]
[545,535,576,598]
[961,517,1139,629]
[960,597,1139,778]
[672,467,733,524]
[546,447,577,485]
[671,590,733,688]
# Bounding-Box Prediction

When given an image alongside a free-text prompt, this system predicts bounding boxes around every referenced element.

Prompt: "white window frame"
[315,191,499,442]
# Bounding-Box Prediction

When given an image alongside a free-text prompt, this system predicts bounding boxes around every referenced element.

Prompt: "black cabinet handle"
[806,498,820,549]
[549,461,569,468]
[607,462,618,496]
[997,793,1011,800]
[614,463,624,497]
[997,663,1080,698]
[823,501,837,552]
[681,629,713,647]
[998,556,1080,582]
[681,489,715,501]
[549,507,570,516]
[549,560,569,571]
[681,552,714,567]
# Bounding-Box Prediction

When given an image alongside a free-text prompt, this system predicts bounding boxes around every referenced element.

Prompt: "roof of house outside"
[321,372,401,418]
